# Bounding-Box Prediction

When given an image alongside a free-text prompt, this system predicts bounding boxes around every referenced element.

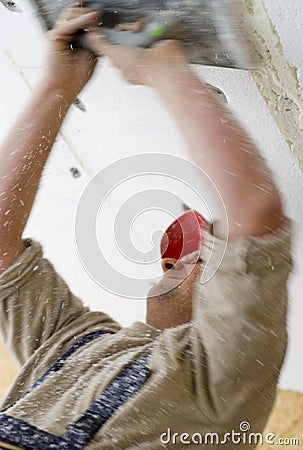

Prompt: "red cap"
[160,210,206,260]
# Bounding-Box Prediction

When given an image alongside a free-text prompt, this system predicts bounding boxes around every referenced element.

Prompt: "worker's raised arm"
[0,6,98,273]
[86,35,284,238]
[0,7,122,366]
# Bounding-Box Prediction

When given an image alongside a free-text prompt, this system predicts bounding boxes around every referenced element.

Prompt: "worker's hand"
[85,26,189,87]
[44,4,100,101]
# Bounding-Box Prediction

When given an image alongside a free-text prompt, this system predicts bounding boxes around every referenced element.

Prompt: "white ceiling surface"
[1,0,303,392]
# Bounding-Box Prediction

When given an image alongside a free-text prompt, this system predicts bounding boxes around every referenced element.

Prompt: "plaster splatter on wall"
[241,0,303,170]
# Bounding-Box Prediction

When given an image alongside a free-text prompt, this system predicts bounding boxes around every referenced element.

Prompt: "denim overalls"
[0,331,149,449]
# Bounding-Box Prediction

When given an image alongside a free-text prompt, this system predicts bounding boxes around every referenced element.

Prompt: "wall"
[0,0,302,395]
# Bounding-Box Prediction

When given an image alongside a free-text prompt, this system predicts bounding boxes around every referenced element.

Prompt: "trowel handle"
[95,11,168,48]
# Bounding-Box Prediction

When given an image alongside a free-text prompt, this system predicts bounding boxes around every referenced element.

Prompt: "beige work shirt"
[0,221,292,449]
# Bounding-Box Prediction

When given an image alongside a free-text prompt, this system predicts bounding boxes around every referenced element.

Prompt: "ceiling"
[1,0,303,392]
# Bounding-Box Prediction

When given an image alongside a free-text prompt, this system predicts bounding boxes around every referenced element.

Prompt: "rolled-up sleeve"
[0,239,117,366]
[190,219,293,422]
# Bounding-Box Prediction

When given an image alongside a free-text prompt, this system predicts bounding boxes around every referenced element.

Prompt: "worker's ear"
[161,258,178,272]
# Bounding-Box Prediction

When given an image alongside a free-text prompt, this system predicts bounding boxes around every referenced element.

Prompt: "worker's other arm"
[0,84,73,273]
[86,37,283,238]
[0,6,98,273]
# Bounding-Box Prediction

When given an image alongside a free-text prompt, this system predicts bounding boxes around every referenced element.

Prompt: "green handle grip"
[99,11,168,48]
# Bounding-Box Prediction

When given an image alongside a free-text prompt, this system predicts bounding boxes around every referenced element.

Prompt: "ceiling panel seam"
[1,46,97,179]
[2,46,144,247]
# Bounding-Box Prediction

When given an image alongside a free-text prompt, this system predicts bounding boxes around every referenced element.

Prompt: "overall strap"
[26,331,111,395]
[0,332,150,450]
[66,354,150,449]
[0,331,110,450]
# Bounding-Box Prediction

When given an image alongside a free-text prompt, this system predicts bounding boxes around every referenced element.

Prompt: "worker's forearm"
[0,81,74,270]
[153,66,282,236]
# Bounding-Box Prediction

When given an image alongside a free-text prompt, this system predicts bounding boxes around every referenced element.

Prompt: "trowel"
[30,0,259,69]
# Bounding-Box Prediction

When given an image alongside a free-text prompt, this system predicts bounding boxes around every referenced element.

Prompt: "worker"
[0,5,292,449]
